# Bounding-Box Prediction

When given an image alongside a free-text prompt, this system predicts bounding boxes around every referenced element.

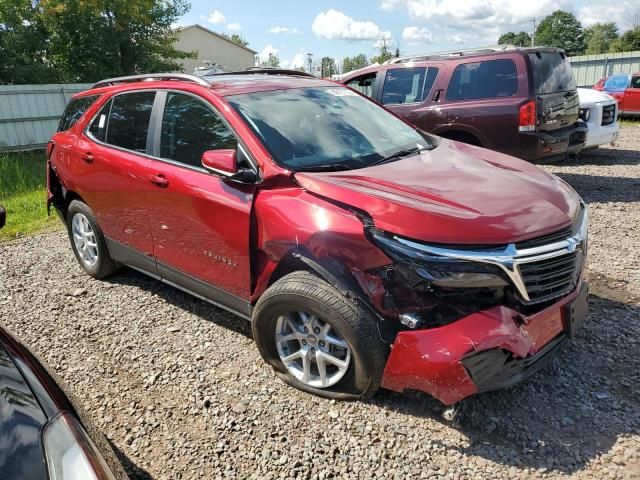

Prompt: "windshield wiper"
[294,163,359,172]
[369,147,425,167]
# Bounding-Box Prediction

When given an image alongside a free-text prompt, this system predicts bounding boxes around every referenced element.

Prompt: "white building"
[174,24,257,74]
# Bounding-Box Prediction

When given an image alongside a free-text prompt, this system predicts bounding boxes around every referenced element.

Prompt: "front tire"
[66,200,119,279]
[252,271,387,400]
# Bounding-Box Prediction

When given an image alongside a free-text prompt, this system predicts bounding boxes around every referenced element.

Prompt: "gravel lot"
[1,127,639,480]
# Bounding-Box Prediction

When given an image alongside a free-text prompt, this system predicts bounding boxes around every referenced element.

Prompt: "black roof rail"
[92,73,210,89]
[211,68,316,78]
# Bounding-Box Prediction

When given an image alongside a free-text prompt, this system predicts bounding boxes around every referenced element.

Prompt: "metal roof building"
[174,24,257,74]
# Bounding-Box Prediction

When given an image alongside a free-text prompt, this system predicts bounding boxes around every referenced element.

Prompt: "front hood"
[578,87,615,106]
[295,140,581,245]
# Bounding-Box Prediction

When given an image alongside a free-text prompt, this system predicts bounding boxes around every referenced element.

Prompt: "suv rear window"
[381,67,438,105]
[446,60,517,101]
[529,51,576,94]
[106,92,156,153]
[58,95,99,132]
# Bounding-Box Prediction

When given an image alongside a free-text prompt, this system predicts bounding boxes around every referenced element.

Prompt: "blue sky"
[178,0,640,69]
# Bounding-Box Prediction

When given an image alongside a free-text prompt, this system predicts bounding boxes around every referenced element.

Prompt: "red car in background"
[47,71,588,409]
[597,73,640,116]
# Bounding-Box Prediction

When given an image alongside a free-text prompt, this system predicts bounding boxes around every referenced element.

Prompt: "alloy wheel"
[72,213,99,268]
[275,311,352,388]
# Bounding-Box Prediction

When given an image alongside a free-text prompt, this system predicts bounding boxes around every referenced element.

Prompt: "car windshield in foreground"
[227,86,433,172]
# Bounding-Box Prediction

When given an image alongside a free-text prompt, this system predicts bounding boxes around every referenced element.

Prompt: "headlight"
[372,232,509,288]
[579,108,590,122]
[43,413,116,480]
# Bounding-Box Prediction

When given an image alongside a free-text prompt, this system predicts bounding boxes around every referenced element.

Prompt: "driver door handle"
[149,174,169,188]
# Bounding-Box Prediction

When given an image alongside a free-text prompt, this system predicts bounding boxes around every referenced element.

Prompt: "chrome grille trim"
[393,205,588,304]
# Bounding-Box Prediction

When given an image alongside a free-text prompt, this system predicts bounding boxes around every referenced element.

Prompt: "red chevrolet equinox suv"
[48,71,589,406]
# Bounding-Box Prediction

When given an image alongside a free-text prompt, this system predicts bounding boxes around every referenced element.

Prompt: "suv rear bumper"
[380,281,588,405]
[519,122,587,162]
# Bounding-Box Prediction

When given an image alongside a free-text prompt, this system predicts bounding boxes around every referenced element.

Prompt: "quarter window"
[106,92,156,153]
[381,67,438,105]
[88,99,112,143]
[160,92,237,168]
[446,60,518,101]
[345,73,377,97]
[58,95,99,132]
[631,76,640,89]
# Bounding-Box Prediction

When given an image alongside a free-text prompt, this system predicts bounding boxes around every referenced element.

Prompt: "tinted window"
[228,87,433,172]
[604,74,630,92]
[58,95,99,132]
[346,73,377,97]
[160,93,237,168]
[382,67,438,105]
[446,60,518,100]
[631,76,640,89]
[88,99,112,142]
[106,92,156,153]
[528,52,576,94]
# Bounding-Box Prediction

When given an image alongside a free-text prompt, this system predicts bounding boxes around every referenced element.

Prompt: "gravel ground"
[1,127,639,480]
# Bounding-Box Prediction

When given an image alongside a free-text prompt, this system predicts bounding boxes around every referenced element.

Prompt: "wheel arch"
[435,127,485,147]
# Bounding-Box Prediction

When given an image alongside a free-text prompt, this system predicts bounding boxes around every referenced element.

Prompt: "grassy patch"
[619,117,640,127]
[0,151,60,241]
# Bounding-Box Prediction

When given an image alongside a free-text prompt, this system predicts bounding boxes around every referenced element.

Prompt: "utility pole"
[307,52,313,75]
[531,17,536,46]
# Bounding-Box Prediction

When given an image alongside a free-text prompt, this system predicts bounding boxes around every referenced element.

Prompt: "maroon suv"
[340,47,586,162]
[47,71,588,408]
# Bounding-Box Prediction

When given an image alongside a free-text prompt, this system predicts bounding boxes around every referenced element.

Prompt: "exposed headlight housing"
[43,413,116,480]
[372,232,509,289]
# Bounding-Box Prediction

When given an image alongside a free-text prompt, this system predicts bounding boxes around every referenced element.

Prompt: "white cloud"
[402,26,434,43]
[227,22,242,31]
[200,10,226,25]
[258,44,279,63]
[312,9,390,41]
[447,34,464,44]
[268,26,302,34]
[579,2,637,30]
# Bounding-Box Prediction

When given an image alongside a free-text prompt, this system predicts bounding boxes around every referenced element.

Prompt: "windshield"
[529,52,576,94]
[227,87,432,171]
[604,74,630,92]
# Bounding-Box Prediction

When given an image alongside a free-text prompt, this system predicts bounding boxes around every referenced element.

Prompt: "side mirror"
[201,149,238,176]
[0,206,5,229]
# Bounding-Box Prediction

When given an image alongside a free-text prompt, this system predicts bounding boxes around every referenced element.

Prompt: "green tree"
[219,32,249,47]
[584,22,619,54]
[535,10,586,55]
[0,0,194,84]
[260,52,280,68]
[498,31,532,47]
[0,0,59,83]
[320,56,336,77]
[609,27,640,53]
[371,38,394,64]
[342,54,368,73]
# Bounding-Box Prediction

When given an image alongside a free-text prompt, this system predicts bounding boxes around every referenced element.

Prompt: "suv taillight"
[518,100,536,132]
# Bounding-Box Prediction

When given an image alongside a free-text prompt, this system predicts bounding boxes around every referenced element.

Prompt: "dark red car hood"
[295,140,581,245]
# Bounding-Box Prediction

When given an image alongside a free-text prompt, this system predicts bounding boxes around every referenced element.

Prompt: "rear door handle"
[149,174,169,188]
[81,152,94,164]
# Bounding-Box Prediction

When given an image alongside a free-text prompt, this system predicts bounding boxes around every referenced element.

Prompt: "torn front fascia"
[363,230,512,329]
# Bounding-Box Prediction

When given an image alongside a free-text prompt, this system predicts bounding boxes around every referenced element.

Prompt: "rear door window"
[381,67,438,105]
[345,73,377,97]
[528,52,576,94]
[160,92,237,169]
[446,59,517,101]
[106,91,156,153]
[58,95,99,132]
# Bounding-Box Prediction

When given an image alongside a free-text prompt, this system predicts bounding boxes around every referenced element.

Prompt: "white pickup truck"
[578,88,620,149]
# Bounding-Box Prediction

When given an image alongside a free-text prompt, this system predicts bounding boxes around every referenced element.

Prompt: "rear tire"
[66,200,119,279]
[252,271,387,400]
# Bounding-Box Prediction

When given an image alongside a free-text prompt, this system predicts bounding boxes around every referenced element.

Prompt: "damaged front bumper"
[381,282,588,405]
